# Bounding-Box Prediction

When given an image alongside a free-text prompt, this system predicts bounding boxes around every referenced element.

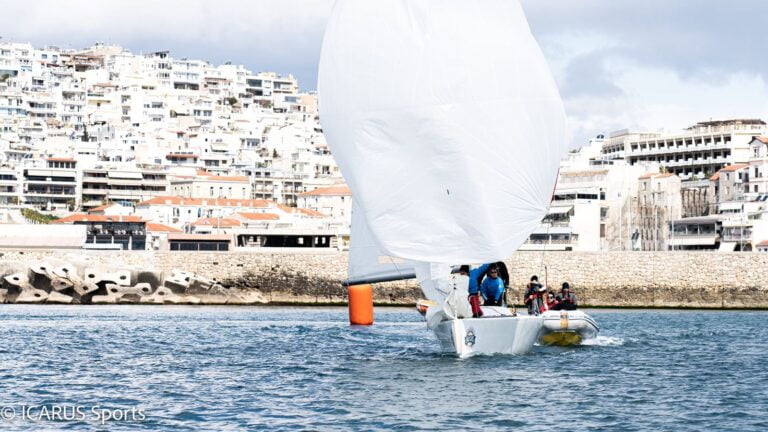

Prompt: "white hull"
[431,308,543,358]
[538,310,599,346]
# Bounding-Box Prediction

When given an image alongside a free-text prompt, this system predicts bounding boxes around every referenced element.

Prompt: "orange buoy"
[348,284,374,325]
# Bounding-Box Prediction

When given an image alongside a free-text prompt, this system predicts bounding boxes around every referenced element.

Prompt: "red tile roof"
[709,172,720,181]
[166,153,199,159]
[298,185,351,197]
[54,214,144,224]
[47,157,76,162]
[87,204,115,213]
[754,136,768,145]
[640,172,677,180]
[146,222,182,233]
[191,217,241,227]
[237,212,280,221]
[721,163,749,172]
[137,196,271,208]
[297,208,327,218]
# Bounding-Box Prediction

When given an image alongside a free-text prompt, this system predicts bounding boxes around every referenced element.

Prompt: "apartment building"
[297,184,352,221]
[81,165,169,208]
[0,167,20,205]
[748,136,768,194]
[22,158,79,212]
[171,173,252,200]
[604,119,766,180]
[634,172,682,251]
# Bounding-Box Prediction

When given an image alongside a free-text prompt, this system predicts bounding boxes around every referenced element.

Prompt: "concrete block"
[171,270,194,282]
[29,263,56,292]
[29,262,54,276]
[4,272,29,287]
[16,287,48,303]
[73,281,100,304]
[105,283,153,297]
[140,286,182,304]
[50,277,74,292]
[84,268,131,286]
[52,264,77,279]
[91,293,121,304]
[163,276,190,294]
[46,291,73,304]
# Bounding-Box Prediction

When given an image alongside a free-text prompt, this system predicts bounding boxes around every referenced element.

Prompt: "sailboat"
[319,0,567,357]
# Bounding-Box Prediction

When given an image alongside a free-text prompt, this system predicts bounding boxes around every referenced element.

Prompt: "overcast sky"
[2,0,767,147]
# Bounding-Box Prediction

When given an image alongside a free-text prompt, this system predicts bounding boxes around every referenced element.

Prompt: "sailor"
[524,276,545,315]
[557,282,578,311]
[460,264,490,317]
[494,261,510,304]
[480,265,505,306]
[541,291,559,313]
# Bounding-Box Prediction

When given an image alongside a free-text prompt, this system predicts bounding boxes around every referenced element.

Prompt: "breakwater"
[0,250,767,308]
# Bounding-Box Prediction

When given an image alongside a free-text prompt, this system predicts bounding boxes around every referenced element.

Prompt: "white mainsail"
[320,0,566,269]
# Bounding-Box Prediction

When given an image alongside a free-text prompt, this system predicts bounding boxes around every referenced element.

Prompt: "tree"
[272,149,279,159]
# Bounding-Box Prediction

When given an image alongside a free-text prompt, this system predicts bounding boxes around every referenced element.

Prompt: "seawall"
[0,250,767,308]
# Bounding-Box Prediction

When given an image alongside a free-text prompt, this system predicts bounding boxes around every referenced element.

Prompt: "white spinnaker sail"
[348,201,416,283]
[319,0,566,265]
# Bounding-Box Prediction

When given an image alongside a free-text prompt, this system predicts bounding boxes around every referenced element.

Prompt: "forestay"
[319,0,566,265]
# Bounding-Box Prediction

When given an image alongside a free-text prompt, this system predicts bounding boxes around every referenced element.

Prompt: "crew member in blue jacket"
[460,263,491,318]
[481,265,505,306]
[459,263,491,297]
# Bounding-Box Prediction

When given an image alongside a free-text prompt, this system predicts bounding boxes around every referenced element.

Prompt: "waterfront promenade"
[1,250,767,308]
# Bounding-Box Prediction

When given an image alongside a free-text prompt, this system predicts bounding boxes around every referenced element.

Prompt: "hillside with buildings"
[0,41,350,251]
[532,120,768,253]
[1,41,768,253]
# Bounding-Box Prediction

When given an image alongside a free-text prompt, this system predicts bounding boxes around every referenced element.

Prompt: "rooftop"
[237,212,280,221]
[145,222,182,233]
[137,196,272,208]
[54,214,144,224]
[191,217,241,228]
[298,184,351,197]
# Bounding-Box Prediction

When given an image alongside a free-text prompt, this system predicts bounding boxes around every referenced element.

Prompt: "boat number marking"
[559,311,569,329]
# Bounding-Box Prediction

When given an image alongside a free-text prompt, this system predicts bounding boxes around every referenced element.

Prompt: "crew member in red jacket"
[540,291,559,313]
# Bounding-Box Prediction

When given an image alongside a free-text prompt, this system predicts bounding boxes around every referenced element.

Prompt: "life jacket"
[540,297,558,313]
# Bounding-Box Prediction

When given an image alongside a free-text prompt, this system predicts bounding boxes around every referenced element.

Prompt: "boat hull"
[432,313,543,358]
[538,310,599,346]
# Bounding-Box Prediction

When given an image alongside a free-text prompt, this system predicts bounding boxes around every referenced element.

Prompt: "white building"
[604,119,767,181]
[748,136,768,194]
[297,184,352,222]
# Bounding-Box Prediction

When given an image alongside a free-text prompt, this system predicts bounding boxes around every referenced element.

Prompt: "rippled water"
[0,306,766,431]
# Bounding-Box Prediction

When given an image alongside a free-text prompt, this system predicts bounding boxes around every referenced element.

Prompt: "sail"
[348,200,415,283]
[319,0,566,265]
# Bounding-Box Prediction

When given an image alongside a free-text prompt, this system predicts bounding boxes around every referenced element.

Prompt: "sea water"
[0,305,766,431]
